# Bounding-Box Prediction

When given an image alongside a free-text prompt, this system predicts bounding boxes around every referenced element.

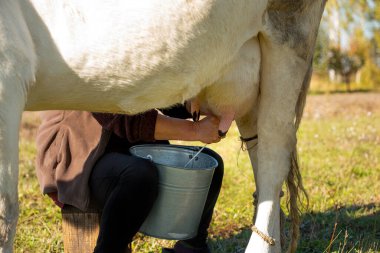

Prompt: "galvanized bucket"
[129,144,218,240]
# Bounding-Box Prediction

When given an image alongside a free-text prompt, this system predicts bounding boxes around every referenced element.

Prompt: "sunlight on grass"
[16,93,379,253]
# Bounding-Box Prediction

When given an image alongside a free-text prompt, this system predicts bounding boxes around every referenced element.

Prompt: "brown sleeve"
[92,110,159,143]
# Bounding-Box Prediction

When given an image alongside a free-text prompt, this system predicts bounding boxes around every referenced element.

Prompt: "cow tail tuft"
[285,60,312,253]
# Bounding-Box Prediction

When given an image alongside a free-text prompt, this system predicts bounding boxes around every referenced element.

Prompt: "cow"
[0,0,326,252]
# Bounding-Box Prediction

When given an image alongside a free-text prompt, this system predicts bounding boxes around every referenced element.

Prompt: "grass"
[297,116,380,253]
[15,93,380,253]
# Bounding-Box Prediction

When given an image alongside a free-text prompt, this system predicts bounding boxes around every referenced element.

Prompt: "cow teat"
[189,96,236,138]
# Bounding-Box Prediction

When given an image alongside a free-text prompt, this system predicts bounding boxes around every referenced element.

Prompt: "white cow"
[0,0,326,252]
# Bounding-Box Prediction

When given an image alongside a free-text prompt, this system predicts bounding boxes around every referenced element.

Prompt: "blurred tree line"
[313,0,380,91]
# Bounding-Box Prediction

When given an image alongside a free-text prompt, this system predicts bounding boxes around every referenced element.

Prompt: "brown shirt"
[35,110,158,211]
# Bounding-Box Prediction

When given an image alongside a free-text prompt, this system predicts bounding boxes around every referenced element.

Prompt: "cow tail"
[285,61,312,253]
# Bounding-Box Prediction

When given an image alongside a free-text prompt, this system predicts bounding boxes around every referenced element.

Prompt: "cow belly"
[23,0,265,113]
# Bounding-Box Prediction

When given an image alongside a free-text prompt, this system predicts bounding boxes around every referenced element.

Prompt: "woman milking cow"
[0,1,326,252]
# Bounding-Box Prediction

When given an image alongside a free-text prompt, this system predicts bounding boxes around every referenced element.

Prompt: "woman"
[35,104,224,253]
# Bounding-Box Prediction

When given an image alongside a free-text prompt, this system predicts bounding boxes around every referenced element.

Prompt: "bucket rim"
[129,144,218,170]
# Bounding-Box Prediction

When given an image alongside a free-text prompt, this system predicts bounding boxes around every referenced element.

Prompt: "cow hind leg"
[237,102,288,250]
[244,34,312,253]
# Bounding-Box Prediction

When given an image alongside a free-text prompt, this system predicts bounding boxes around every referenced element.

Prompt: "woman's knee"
[120,157,159,187]
[203,148,224,177]
[137,158,159,186]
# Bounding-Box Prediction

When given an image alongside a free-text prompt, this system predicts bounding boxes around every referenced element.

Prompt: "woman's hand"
[194,116,221,144]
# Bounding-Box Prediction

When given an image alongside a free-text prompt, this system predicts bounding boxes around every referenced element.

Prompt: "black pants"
[90,147,224,253]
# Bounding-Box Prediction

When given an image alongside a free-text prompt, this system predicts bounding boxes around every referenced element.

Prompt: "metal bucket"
[129,144,218,240]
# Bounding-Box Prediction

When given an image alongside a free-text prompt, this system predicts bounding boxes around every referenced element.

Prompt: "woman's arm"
[93,109,221,144]
[154,113,221,144]
[92,110,158,142]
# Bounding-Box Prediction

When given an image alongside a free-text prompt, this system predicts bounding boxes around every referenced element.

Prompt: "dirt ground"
[20,92,380,140]
[303,92,380,119]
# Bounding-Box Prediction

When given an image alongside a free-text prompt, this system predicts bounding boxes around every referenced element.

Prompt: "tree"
[327,46,363,91]
[313,25,330,71]
[322,0,380,90]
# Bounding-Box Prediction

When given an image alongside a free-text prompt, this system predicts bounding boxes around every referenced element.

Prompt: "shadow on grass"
[209,203,379,253]
[298,203,379,253]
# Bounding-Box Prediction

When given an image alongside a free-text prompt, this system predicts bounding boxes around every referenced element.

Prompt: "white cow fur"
[0,0,326,252]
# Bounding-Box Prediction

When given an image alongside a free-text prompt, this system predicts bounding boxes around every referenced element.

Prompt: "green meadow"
[16,92,379,253]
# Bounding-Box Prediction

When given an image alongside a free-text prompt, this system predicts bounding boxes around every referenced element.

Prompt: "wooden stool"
[61,205,100,253]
